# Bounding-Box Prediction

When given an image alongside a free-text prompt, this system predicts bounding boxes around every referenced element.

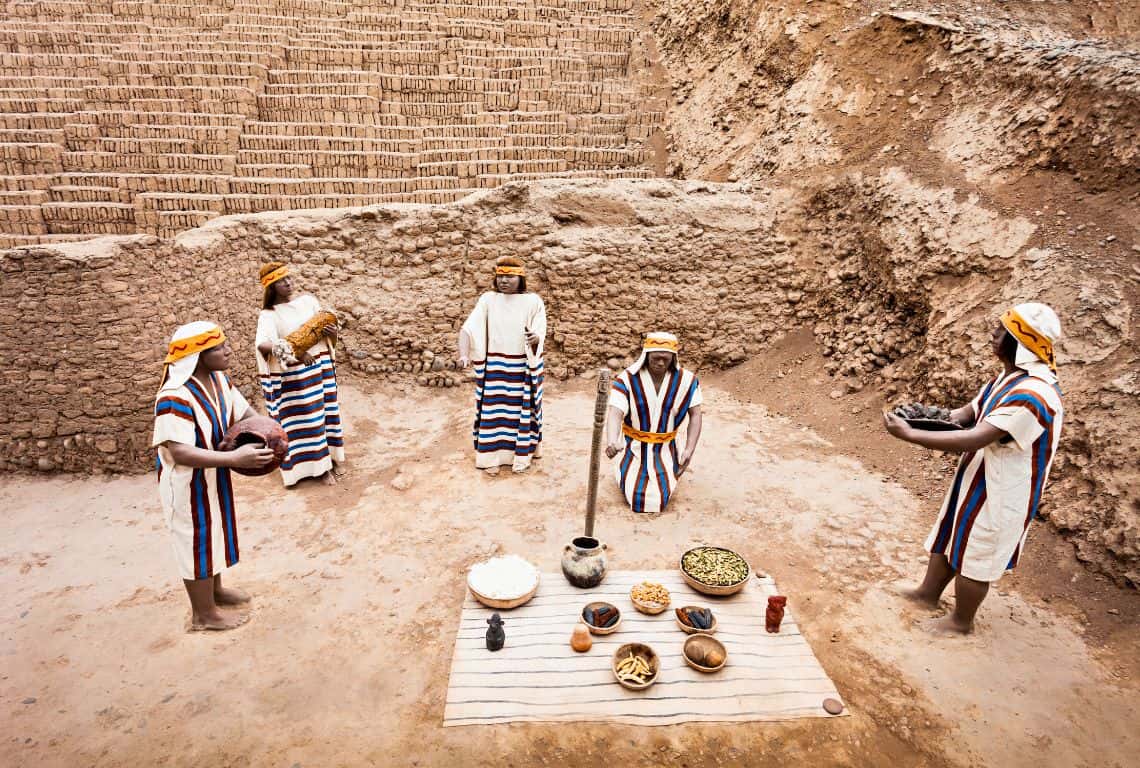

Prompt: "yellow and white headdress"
[159,321,226,394]
[494,255,526,277]
[1000,302,1061,383]
[632,331,680,372]
[260,262,289,288]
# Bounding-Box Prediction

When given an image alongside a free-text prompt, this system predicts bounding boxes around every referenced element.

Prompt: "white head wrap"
[158,321,226,395]
[1004,302,1061,383]
[631,331,680,373]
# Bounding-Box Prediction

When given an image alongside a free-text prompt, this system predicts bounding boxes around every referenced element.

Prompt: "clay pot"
[218,415,288,476]
[561,536,607,588]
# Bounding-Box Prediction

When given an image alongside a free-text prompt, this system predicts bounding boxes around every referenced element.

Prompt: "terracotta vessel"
[562,536,607,588]
[218,415,288,476]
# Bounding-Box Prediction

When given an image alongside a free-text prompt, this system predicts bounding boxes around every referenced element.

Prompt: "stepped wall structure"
[0,0,664,247]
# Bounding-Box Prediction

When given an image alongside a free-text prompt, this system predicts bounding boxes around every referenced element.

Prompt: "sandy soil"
[2,350,1138,767]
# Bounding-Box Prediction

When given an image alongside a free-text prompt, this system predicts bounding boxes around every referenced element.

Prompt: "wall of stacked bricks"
[0,0,666,247]
[0,179,802,474]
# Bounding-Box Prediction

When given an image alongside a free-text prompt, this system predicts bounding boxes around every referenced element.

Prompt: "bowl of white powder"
[467,555,540,609]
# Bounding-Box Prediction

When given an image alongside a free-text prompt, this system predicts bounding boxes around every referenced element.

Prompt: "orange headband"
[260,265,289,288]
[165,328,227,364]
[1001,308,1056,372]
[494,265,525,277]
[644,337,680,352]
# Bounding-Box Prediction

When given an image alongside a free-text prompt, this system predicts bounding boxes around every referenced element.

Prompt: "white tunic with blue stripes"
[608,365,703,514]
[153,373,250,580]
[461,291,546,470]
[925,368,1064,582]
[255,294,345,486]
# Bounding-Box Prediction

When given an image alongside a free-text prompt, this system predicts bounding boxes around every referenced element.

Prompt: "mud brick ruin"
[0,1,1137,587]
[0,0,662,246]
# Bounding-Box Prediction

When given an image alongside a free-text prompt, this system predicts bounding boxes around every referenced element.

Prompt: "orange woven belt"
[622,423,678,444]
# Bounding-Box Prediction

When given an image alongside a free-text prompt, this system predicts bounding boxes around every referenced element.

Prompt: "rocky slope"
[644,0,1139,584]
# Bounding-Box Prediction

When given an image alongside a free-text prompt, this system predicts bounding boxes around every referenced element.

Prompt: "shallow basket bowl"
[630,587,671,615]
[683,634,727,673]
[582,601,623,635]
[612,642,660,690]
[675,606,717,635]
[679,547,751,596]
[467,574,539,610]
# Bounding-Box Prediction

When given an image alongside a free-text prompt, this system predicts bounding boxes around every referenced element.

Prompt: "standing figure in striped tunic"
[255,262,345,487]
[457,256,546,475]
[605,333,704,514]
[884,303,1064,635]
[153,322,276,631]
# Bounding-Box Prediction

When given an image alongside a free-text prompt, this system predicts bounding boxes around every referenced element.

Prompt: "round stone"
[822,697,844,715]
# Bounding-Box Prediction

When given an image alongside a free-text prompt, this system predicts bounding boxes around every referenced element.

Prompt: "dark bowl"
[582,601,622,635]
[904,417,963,432]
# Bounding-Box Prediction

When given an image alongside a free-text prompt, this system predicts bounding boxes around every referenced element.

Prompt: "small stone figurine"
[486,613,505,651]
[765,595,787,633]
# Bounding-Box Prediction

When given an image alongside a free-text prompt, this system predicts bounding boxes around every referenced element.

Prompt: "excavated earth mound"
[645,0,1139,583]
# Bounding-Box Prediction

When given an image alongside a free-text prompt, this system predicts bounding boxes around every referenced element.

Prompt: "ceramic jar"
[562,536,607,588]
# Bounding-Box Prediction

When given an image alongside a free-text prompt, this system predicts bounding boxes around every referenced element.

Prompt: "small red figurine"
[765,595,787,633]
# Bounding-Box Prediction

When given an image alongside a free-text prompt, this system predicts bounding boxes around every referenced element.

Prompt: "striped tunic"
[153,373,250,580]
[925,369,1064,582]
[461,292,546,470]
[609,366,703,514]
[255,294,345,486]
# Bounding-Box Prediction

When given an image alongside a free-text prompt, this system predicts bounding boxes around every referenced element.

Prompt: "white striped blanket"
[443,570,845,726]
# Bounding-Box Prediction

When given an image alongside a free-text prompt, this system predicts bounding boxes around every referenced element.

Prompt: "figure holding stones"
[153,322,274,631]
[883,303,1065,635]
[457,256,546,475]
[254,262,345,487]
[605,332,704,513]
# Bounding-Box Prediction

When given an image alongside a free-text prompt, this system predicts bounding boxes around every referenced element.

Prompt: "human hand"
[525,330,540,350]
[321,322,339,338]
[605,443,621,459]
[883,411,912,440]
[229,444,276,470]
[301,352,315,366]
[677,454,693,477]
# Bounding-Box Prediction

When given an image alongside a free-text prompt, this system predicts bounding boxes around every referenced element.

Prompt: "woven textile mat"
[443,569,846,726]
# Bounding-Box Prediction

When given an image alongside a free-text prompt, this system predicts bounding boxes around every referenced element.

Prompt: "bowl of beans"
[679,546,751,596]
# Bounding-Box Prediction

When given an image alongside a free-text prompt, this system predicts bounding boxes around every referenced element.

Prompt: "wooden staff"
[584,368,611,538]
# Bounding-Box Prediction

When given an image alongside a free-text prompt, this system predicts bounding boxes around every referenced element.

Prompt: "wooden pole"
[584,368,611,538]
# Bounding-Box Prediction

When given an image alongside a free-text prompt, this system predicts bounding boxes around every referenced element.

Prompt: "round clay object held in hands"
[822,698,845,715]
[219,416,289,476]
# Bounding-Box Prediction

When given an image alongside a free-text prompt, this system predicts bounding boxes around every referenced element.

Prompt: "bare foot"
[214,585,250,605]
[190,610,249,632]
[483,466,500,477]
[331,462,347,478]
[321,471,337,486]
[924,613,973,637]
[898,586,942,610]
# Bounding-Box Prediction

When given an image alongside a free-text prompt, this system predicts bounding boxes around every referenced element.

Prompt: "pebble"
[1107,608,1120,615]
[22,697,36,705]
[822,697,845,715]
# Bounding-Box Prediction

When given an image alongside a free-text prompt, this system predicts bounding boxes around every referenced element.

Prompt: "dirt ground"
[2,337,1138,767]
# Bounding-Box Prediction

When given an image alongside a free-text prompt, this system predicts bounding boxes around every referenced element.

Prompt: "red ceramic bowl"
[218,415,288,476]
